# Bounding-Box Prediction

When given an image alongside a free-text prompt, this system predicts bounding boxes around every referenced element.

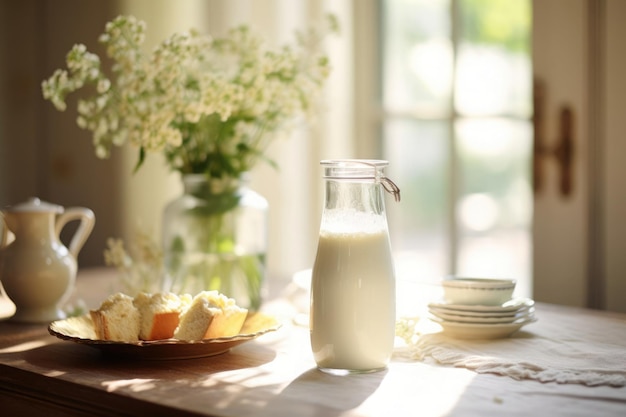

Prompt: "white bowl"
[442,277,516,306]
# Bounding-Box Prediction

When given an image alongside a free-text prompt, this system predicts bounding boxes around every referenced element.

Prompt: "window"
[380,0,533,297]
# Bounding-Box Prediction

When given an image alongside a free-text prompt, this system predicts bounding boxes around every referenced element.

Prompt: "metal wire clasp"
[380,176,401,202]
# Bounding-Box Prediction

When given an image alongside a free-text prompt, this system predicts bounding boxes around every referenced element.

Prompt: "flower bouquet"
[43,15,336,308]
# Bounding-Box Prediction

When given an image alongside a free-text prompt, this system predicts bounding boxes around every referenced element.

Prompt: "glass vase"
[162,174,268,310]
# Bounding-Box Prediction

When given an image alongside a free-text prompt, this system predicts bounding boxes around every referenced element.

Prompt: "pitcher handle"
[55,207,96,258]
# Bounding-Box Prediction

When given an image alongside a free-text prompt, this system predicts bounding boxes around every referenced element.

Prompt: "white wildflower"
[42,13,337,177]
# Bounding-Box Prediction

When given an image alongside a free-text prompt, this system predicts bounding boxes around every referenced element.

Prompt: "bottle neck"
[318,160,398,235]
[321,159,401,203]
[323,179,386,215]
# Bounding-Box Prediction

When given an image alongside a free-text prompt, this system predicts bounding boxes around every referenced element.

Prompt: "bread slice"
[174,291,248,341]
[201,291,248,339]
[134,292,191,340]
[173,295,216,341]
[90,293,140,341]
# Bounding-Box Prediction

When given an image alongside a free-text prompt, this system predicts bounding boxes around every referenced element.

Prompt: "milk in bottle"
[310,159,400,374]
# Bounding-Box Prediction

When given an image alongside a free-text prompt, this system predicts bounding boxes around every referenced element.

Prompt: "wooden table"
[1,268,625,416]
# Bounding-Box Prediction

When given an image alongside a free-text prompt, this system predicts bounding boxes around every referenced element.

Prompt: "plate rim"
[428,304,534,318]
[428,297,535,313]
[434,316,537,339]
[431,315,536,327]
[429,308,535,324]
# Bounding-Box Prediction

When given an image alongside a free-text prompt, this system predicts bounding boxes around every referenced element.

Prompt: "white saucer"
[428,304,533,318]
[429,308,535,324]
[432,316,537,339]
[428,297,535,314]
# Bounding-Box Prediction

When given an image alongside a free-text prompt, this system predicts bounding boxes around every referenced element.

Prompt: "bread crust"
[147,311,181,340]
[204,308,248,338]
[90,310,107,340]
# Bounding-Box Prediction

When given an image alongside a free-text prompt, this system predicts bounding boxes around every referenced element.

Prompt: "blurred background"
[1,0,624,312]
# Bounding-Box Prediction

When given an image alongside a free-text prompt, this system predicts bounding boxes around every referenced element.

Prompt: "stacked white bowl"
[428,277,536,339]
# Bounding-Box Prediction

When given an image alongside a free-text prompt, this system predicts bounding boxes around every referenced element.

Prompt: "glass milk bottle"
[310,159,401,375]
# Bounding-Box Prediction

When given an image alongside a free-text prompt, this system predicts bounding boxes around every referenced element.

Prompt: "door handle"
[533,79,575,197]
[554,106,574,196]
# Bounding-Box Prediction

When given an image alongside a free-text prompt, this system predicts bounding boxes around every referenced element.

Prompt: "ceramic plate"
[49,312,281,360]
[429,308,535,324]
[428,304,534,318]
[428,297,535,314]
[431,316,537,340]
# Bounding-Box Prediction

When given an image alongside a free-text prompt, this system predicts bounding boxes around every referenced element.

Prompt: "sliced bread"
[173,295,216,341]
[90,293,140,341]
[133,292,191,340]
[174,291,248,341]
[90,290,247,342]
[200,291,248,339]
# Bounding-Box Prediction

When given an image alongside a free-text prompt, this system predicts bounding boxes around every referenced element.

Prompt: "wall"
[0,0,123,267]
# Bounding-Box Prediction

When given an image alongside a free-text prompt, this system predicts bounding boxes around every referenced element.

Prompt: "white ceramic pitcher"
[0,197,95,322]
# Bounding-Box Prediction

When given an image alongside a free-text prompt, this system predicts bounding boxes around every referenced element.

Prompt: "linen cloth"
[398,303,626,387]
